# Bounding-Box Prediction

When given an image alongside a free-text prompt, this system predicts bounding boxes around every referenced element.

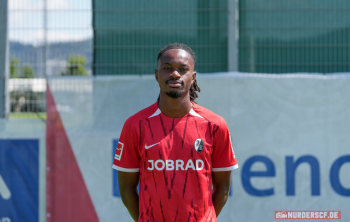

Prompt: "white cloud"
[9,0,74,28]
[9,0,73,10]
[9,0,40,27]
[8,0,92,43]
[9,0,43,10]
[9,28,44,44]
[9,29,92,44]
[47,0,72,10]
[47,30,92,42]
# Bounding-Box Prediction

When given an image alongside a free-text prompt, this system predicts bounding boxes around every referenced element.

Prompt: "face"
[155,49,196,99]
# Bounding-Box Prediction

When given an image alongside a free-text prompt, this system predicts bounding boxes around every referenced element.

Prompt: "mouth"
[166,80,183,88]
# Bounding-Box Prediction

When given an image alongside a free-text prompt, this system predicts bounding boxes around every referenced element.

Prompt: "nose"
[169,69,181,78]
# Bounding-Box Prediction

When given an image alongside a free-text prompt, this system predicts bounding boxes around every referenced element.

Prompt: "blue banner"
[0,139,39,222]
[113,139,140,198]
[112,139,121,197]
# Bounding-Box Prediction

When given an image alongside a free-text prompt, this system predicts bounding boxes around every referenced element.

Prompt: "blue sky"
[9,0,92,44]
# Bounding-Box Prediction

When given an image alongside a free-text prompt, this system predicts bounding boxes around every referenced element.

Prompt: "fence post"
[228,0,239,72]
[0,0,9,118]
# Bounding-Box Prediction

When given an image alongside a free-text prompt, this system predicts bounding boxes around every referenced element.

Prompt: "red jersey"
[113,102,238,222]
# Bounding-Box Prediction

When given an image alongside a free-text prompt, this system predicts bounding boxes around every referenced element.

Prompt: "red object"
[112,102,238,221]
[46,84,99,222]
[115,142,124,159]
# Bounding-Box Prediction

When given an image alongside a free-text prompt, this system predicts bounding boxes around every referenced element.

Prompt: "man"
[113,43,238,222]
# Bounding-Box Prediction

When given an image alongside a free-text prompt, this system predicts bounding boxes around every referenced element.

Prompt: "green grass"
[10,112,47,119]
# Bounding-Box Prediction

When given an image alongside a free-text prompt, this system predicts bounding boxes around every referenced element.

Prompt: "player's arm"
[212,170,232,217]
[118,171,140,222]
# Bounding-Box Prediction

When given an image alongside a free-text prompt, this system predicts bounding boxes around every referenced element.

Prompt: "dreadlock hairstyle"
[157,42,201,103]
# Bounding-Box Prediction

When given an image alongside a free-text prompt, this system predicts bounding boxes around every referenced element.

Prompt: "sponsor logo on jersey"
[145,142,160,149]
[147,159,204,171]
[115,141,124,160]
[194,138,204,153]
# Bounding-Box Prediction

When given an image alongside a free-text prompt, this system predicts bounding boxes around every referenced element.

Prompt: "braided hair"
[157,43,201,103]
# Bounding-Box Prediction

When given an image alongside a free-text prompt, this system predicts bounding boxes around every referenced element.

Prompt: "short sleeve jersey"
[113,102,238,222]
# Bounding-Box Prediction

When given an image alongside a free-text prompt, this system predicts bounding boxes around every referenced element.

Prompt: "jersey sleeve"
[112,118,140,172]
[211,119,238,171]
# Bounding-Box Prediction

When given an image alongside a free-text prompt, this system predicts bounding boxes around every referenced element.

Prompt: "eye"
[180,68,188,72]
[163,67,171,70]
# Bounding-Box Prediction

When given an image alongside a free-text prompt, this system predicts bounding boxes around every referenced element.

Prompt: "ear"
[155,69,159,82]
[191,71,197,84]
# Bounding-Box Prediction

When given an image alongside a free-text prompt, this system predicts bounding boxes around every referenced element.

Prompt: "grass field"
[10,112,47,119]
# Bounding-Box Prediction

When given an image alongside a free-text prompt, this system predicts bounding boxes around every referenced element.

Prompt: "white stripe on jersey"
[212,164,239,171]
[112,165,140,172]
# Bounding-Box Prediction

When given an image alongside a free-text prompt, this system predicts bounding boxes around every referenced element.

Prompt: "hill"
[9,39,93,77]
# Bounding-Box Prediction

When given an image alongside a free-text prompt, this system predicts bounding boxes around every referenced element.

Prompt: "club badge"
[194,138,204,153]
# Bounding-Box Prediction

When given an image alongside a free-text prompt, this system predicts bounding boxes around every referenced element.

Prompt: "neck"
[158,93,193,118]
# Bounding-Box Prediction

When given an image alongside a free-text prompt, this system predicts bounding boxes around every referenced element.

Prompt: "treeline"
[10,55,89,78]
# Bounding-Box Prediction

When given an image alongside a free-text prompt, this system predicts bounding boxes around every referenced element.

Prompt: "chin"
[166,90,184,98]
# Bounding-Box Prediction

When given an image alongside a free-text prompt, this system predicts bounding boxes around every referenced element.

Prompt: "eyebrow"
[164,63,189,67]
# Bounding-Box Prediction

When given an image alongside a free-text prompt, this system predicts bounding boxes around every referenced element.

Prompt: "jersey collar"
[148,102,203,119]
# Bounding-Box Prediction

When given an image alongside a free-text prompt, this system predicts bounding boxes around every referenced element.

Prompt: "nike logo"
[145,142,160,149]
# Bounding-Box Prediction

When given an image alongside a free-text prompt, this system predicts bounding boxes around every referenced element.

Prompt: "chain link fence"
[8,0,92,118]
[93,0,229,75]
[7,0,350,118]
[239,0,350,73]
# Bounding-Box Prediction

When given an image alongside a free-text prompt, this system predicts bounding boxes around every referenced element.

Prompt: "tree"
[10,57,19,78]
[61,55,88,76]
[10,58,35,78]
[21,65,35,78]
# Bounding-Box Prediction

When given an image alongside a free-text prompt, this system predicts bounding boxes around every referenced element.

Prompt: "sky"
[9,0,92,44]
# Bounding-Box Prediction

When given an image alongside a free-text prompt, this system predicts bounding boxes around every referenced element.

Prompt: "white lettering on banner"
[0,174,11,200]
[147,159,204,171]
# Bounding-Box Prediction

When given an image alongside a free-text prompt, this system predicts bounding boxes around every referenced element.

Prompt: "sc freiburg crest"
[194,138,204,153]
